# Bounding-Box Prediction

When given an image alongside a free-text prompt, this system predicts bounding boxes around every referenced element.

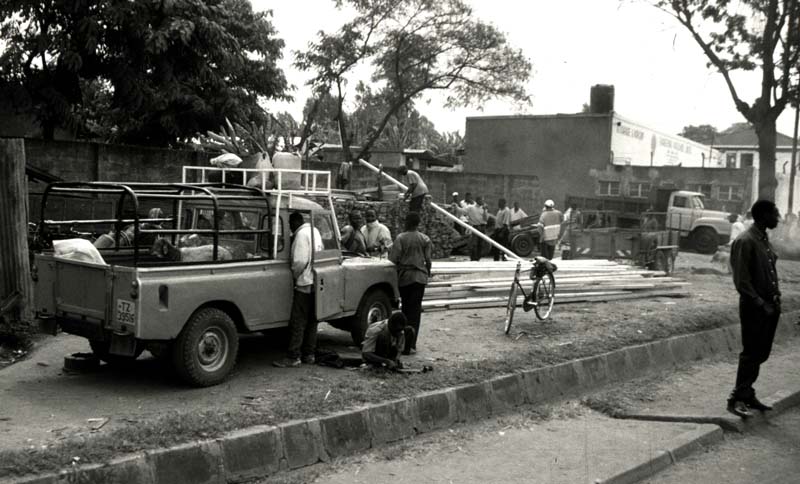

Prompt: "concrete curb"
[598,424,724,484]
[6,317,800,484]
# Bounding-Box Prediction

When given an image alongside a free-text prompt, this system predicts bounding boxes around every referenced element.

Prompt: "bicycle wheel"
[532,272,556,321]
[504,281,518,334]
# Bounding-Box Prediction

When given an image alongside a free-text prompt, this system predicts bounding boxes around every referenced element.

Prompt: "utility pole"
[0,139,33,334]
[789,98,799,216]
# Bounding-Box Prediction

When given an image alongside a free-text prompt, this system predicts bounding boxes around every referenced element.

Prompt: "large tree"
[295,0,531,162]
[657,0,800,200]
[0,0,288,146]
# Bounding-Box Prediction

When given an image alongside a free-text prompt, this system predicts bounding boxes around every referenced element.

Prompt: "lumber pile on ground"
[423,259,689,311]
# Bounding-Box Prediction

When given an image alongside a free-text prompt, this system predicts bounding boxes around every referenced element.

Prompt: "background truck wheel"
[172,307,238,387]
[691,227,718,254]
[350,289,392,346]
[510,233,535,257]
[89,339,144,366]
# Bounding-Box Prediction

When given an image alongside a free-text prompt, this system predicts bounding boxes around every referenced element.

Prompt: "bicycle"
[504,256,558,334]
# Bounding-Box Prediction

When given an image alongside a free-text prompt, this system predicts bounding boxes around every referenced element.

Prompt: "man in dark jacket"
[727,199,781,418]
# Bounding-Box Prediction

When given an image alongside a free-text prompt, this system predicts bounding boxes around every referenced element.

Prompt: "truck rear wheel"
[350,289,392,346]
[172,307,238,387]
[691,227,718,254]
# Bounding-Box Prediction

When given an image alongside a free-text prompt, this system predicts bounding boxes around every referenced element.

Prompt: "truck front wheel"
[691,227,718,254]
[173,307,239,387]
[350,289,392,346]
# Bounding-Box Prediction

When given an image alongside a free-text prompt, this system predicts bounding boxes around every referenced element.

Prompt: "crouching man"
[362,312,414,370]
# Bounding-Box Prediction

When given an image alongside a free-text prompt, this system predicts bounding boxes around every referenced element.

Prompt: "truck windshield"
[691,196,705,210]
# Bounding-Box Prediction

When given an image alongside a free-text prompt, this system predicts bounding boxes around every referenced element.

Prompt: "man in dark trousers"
[389,212,432,354]
[273,211,323,368]
[399,165,429,212]
[727,199,781,418]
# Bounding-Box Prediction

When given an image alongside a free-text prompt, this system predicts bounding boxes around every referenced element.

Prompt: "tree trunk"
[754,120,778,201]
[0,139,33,331]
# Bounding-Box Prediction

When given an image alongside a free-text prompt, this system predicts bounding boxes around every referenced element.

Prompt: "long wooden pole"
[357,158,521,260]
[0,139,32,329]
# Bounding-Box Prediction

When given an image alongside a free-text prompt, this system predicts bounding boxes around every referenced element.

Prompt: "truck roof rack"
[38,181,272,264]
[182,166,340,256]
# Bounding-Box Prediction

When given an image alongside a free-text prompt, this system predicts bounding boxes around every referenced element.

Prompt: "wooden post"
[0,139,32,329]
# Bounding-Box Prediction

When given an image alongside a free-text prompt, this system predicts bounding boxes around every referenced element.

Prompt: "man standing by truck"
[727,200,781,418]
[274,211,324,368]
[538,199,563,260]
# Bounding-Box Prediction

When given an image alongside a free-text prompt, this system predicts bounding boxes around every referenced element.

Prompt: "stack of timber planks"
[423,259,690,311]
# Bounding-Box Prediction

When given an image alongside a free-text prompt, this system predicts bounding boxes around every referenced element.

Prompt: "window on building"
[598,181,620,196]
[690,184,712,198]
[725,152,737,168]
[718,184,743,201]
[740,153,754,168]
[629,182,650,198]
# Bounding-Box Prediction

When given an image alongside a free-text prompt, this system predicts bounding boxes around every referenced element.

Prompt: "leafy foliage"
[295,0,531,161]
[0,0,289,146]
[657,0,800,198]
[679,124,719,144]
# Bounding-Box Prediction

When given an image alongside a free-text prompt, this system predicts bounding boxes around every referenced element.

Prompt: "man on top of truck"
[274,211,324,368]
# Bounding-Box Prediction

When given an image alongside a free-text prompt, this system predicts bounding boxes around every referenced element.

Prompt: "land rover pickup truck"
[32,177,399,386]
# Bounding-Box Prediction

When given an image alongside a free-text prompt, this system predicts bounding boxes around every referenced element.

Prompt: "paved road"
[642,406,800,484]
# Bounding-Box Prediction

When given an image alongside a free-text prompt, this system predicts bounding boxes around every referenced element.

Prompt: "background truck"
[566,188,732,254]
[32,168,400,386]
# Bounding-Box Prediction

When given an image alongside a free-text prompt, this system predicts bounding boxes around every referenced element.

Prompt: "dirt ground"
[2,252,799,477]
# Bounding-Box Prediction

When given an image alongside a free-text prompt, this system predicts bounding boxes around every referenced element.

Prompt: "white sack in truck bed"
[53,238,107,265]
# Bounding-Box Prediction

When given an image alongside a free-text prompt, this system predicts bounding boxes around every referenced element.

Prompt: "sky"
[254,0,799,140]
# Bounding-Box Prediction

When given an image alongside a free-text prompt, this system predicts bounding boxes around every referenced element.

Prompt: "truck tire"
[691,227,718,254]
[510,233,535,257]
[89,339,144,366]
[172,307,239,387]
[350,289,392,346]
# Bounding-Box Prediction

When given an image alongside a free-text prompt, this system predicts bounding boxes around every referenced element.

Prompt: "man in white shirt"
[399,165,429,212]
[361,209,393,256]
[510,201,527,230]
[492,198,512,260]
[462,195,488,261]
[274,211,324,368]
[728,213,746,244]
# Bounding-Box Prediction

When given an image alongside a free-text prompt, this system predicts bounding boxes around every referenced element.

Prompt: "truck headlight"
[131,280,139,299]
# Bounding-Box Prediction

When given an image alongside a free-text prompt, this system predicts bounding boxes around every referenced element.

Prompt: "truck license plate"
[116,299,136,325]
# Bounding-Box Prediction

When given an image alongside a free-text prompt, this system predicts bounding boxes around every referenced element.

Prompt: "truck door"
[668,194,693,233]
[311,211,345,320]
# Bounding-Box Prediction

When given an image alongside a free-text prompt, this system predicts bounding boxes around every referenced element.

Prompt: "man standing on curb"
[727,199,781,418]
[274,211,323,368]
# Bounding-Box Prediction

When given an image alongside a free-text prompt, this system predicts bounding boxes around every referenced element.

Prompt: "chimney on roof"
[590,84,615,114]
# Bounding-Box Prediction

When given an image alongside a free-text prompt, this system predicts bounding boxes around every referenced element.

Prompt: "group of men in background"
[449,192,572,261]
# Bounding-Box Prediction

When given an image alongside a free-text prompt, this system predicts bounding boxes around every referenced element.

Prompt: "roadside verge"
[5,314,800,484]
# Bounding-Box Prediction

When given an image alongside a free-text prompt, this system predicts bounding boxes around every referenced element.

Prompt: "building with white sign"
[610,114,722,168]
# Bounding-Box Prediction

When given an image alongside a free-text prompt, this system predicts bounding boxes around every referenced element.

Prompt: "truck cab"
[33,167,400,386]
[664,190,731,253]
